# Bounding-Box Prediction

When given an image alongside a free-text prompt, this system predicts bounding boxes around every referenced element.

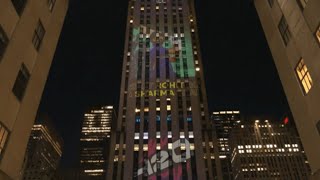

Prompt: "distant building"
[212,110,241,180]
[0,0,68,178]
[254,0,320,178]
[230,119,310,179]
[22,114,63,179]
[80,106,115,179]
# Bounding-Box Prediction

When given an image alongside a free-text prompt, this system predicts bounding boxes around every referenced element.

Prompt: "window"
[0,122,9,159]
[11,0,28,15]
[267,0,274,7]
[48,0,56,11]
[278,16,291,46]
[297,0,309,9]
[316,25,320,44]
[317,121,320,135]
[0,25,9,62]
[12,64,30,101]
[295,58,313,94]
[32,21,45,51]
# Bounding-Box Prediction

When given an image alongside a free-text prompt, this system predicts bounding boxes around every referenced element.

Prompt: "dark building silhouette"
[23,114,63,179]
[212,110,241,180]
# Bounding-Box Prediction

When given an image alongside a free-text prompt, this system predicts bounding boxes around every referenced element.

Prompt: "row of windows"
[0,20,45,62]
[1,20,46,101]
[11,0,56,16]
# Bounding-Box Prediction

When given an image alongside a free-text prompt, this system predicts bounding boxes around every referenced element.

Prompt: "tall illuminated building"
[0,0,68,179]
[80,106,115,179]
[212,110,241,180]
[22,114,63,179]
[253,0,320,178]
[107,0,222,179]
[229,120,310,179]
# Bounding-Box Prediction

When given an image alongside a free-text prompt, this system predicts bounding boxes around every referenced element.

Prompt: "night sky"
[38,0,290,169]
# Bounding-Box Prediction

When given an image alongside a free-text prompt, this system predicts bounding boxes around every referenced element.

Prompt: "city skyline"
[38,0,290,170]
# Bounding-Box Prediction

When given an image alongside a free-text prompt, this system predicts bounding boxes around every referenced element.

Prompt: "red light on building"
[284,117,289,125]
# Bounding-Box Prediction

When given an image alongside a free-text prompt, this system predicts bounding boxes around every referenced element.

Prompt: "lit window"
[0,25,8,62]
[278,16,291,46]
[48,0,56,11]
[0,122,9,157]
[32,21,45,51]
[12,64,30,101]
[295,58,313,94]
[316,25,320,43]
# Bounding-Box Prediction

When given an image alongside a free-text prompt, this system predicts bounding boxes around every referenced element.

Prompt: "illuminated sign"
[129,81,198,97]
[137,138,191,176]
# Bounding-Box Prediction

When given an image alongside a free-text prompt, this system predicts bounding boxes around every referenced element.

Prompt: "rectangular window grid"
[12,63,30,101]
[32,21,45,51]
[297,0,309,9]
[0,25,9,62]
[278,16,291,46]
[316,25,320,44]
[48,0,56,11]
[295,58,313,94]
[0,122,9,158]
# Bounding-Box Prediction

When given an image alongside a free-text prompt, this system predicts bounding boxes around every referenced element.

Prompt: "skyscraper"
[212,110,241,180]
[229,120,310,179]
[23,114,63,179]
[80,106,115,179]
[0,0,68,179]
[107,0,222,179]
[253,0,320,178]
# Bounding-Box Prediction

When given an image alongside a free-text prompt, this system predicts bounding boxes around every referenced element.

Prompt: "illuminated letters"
[137,139,191,176]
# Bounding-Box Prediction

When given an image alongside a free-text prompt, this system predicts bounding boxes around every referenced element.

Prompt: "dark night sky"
[38,0,290,169]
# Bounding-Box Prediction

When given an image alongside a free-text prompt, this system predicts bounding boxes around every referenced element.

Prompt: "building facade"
[253,0,320,178]
[212,110,241,180]
[0,0,68,179]
[80,106,115,179]
[22,114,63,179]
[230,120,310,179]
[107,0,222,179]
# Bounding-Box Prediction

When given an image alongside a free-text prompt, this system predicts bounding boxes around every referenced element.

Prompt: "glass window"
[12,63,30,101]
[0,122,9,157]
[32,21,45,51]
[11,0,28,15]
[316,25,320,43]
[48,0,56,11]
[297,0,309,9]
[0,25,9,62]
[295,58,313,94]
[267,0,274,7]
[317,121,320,135]
[278,16,291,46]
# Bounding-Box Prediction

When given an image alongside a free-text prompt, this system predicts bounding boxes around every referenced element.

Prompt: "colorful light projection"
[131,25,195,78]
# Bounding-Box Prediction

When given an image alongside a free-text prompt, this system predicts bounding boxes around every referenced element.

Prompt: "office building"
[254,0,320,178]
[212,110,241,180]
[107,0,222,179]
[80,106,115,179]
[22,114,63,179]
[230,120,310,179]
[0,0,68,179]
